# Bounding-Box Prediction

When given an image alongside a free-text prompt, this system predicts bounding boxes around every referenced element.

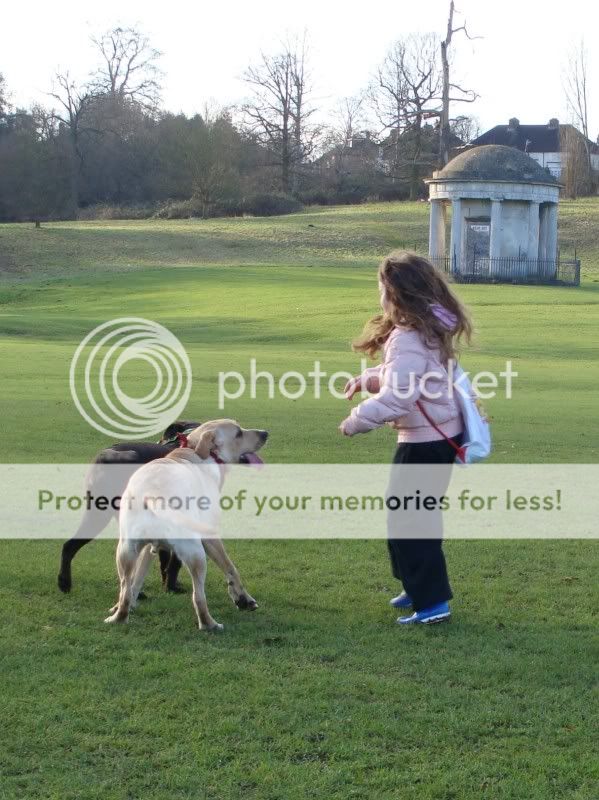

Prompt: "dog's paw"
[201,622,224,633]
[165,583,187,594]
[236,594,258,611]
[104,612,127,624]
[229,585,258,611]
[57,573,71,593]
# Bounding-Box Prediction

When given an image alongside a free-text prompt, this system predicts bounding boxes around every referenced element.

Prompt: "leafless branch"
[241,34,320,191]
[438,0,480,166]
[89,26,163,111]
[563,39,590,141]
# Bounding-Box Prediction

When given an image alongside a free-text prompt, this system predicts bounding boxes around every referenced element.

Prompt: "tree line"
[2,7,596,223]
[0,2,489,222]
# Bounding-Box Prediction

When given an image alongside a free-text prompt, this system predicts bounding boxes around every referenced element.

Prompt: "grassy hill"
[1,198,598,280]
[0,201,597,799]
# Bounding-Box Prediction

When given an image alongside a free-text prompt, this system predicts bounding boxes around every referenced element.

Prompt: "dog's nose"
[259,430,269,442]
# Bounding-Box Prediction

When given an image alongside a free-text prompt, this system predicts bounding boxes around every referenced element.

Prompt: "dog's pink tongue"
[245,453,264,469]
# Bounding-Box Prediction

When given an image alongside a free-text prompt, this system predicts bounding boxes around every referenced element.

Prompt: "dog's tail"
[143,497,218,538]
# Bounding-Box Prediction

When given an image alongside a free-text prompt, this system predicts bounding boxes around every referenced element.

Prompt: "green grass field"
[1,202,598,799]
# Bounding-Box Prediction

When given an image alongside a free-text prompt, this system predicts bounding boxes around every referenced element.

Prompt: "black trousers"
[386,434,462,612]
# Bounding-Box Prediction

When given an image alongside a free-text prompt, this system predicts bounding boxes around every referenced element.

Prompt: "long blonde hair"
[353,250,472,362]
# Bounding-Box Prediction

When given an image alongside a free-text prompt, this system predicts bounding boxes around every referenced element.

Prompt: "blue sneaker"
[396,601,451,625]
[389,591,412,609]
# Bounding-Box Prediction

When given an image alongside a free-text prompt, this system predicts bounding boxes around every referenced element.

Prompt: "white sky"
[2,0,598,137]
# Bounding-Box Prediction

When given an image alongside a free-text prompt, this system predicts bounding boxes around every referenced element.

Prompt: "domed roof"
[430,144,558,185]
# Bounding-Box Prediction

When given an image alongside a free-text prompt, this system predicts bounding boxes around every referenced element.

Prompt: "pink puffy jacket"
[342,325,464,443]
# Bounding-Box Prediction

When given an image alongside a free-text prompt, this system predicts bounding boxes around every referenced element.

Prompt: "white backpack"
[416,363,492,465]
[452,364,492,464]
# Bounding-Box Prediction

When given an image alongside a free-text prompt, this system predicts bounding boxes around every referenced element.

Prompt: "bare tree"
[319,94,368,181]
[289,37,312,192]
[0,73,9,118]
[450,114,481,144]
[438,1,479,166]
[90,26,162,111]
[334,95,367,147]
[30,103,57,140]
[560,125,592,198]
[186,108,240,217]
[242,36,320,193]
[370,34,441,197]
[369,39,409,170]
[564,40,590,139]
[47,72,96,214]
[563,39,592,184]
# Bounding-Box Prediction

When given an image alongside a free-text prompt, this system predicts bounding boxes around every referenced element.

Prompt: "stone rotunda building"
[425,145,579,285]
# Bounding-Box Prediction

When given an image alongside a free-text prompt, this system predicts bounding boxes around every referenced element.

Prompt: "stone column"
[545,203,558,267]
[449,198,462,274]
[489,199,502,276]
[527,201,540,276]
[428,200,446,260]
[538,204,549,262]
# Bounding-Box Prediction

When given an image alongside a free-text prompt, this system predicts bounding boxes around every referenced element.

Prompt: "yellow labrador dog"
[105,420,268,631]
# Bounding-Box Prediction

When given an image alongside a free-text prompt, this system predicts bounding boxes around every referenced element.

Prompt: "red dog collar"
[176,432,190,448]
[210,449,225,465]
[175,435,224,466]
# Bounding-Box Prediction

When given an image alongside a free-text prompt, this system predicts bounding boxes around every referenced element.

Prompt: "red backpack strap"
[416,400,467,462]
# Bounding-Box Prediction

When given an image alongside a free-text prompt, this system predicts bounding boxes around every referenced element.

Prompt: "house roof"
[472,121,599,154]
[428,145,559,185]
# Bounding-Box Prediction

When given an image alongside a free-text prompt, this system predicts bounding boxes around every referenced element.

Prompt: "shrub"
[153,198,204,220]
[375,185,412,202]
[297,189,332,207]
[242,192,303,216]
[333,186,370,205]
[211,198,245,217]
[77,203,157,221]
[154,197,247,219]
[78,193,304,221]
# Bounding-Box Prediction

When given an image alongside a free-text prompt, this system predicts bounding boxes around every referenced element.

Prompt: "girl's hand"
[344,371,381,400]
[344,375,362,400]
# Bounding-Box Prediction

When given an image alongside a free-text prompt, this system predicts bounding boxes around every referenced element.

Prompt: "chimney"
[548,118,559,129]
[508,117,520,131]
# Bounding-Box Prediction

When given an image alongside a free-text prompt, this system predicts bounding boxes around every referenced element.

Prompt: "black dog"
[57,421,200,594]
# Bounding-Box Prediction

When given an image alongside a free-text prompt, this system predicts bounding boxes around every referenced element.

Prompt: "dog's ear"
[194,429,216,459]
